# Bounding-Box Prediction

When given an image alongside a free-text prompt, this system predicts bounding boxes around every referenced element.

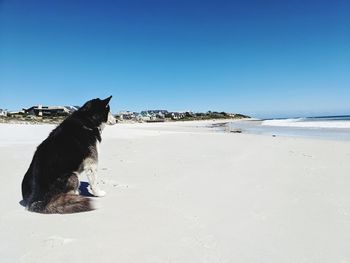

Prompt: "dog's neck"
[82,124,103,142]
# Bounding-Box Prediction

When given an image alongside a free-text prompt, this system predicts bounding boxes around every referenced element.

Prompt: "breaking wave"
[262,118,350,129]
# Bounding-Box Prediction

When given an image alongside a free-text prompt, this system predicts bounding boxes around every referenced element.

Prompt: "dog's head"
[79,96,116,127]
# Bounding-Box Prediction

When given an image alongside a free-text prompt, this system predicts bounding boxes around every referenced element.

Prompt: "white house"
[0,109,8,117]
[118,111,136,120]
[23,105,76,117]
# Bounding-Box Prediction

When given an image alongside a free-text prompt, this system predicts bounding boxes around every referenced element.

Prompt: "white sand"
[1,121,350,263]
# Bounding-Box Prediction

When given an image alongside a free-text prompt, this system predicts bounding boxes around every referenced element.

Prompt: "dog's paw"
[90,188,106,197]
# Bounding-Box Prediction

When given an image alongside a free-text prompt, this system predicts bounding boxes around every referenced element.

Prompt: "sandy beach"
[1,120,350,263]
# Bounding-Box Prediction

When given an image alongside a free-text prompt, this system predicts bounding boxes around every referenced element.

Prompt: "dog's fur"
[21,96,116,214]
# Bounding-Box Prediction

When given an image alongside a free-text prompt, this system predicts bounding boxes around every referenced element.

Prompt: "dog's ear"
[102,96,112,106]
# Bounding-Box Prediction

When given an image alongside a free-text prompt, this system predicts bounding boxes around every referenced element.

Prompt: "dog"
[21,96,116,214]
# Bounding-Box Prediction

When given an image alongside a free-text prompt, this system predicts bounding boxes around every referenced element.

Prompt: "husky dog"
[21,96,116,214]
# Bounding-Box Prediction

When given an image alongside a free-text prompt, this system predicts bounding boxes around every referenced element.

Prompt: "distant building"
[136,112,151,122]
[138,110,167,122]
[23,105,78,117]
[118,111,136,120]
[64,106,80,112]
[0,109,8,117]
[141,110,168,116]
[7,110,25,117]
[170,112,186,120]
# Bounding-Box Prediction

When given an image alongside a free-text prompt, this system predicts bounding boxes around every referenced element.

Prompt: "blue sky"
[0,0,349,118]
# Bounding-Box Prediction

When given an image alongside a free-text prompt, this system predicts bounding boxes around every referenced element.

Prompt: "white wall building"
[0,109,8,117]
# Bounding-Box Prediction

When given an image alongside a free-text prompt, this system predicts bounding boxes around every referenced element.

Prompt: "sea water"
[227,115,350,140]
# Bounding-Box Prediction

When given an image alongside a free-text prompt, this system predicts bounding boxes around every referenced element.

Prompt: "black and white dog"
[21,96,116,214]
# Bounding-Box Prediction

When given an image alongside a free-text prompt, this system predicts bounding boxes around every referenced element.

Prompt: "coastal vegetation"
[0,107,249,124]
[174,111,249,121]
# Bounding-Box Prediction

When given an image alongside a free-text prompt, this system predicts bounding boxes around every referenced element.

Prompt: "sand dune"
[1,121,350,263]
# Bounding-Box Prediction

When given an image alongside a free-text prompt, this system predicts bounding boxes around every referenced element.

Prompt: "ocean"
[227,115,350,140]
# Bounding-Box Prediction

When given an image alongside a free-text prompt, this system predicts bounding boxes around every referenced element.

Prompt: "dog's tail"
[28,194,93,214]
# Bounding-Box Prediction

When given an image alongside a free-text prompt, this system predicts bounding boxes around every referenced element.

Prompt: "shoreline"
[1,117,350,142]
[223,119,350,141]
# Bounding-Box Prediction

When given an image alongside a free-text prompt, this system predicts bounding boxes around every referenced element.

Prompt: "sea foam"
[261,119,350,129]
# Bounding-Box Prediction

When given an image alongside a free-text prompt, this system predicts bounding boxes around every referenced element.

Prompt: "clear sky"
[0,0,349,118]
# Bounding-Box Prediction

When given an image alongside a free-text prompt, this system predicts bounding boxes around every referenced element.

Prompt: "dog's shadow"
[19,181,94,207]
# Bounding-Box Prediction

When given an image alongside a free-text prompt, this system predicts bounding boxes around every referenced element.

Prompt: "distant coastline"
[0,109,250,125]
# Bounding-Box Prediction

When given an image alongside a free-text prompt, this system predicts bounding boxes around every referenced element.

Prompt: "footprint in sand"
[44,236,76,248]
